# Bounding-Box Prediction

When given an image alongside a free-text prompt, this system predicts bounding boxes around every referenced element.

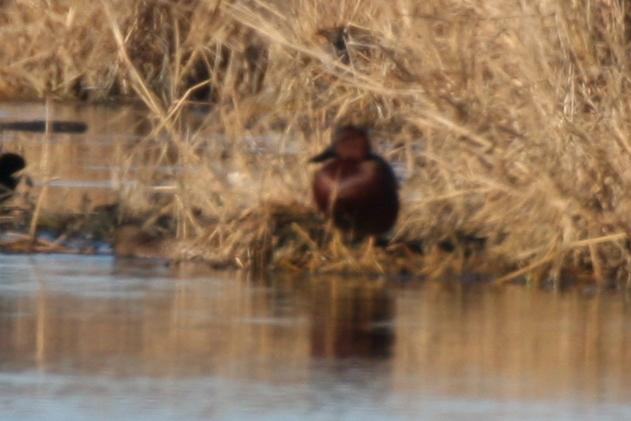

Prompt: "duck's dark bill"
[309,147,337,163]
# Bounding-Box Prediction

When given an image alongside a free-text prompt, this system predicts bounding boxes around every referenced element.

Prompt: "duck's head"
[310,126,371,163]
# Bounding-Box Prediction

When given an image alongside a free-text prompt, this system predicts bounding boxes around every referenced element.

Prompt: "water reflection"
[307,279,394,359]
[0,102,147,211]
[1,254,631,419]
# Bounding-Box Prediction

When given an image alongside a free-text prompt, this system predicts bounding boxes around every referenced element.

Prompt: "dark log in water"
[0,120,87,134]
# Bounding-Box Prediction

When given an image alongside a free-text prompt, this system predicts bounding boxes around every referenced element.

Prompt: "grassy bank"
[2,0,631,286]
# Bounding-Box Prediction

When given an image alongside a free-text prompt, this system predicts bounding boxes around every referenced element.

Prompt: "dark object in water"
[309,125,399,238]
[0,120,88,134]
[0,153,26,203]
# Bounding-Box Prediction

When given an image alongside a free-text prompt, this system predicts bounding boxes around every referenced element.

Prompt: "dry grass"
[2,0,631,286]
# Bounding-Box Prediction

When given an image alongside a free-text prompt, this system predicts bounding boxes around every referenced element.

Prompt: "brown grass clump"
[3,0,631,286]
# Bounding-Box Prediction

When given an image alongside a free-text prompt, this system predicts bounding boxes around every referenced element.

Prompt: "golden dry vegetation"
[2,0,631,286]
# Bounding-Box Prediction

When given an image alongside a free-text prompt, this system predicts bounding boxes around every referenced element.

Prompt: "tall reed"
[2,0,631,284]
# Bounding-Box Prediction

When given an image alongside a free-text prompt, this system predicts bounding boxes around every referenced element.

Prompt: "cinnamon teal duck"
[310,126,399,238]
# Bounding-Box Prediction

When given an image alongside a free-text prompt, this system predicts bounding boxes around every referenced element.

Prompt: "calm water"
[2,102,631,419]
[1,254,631,420]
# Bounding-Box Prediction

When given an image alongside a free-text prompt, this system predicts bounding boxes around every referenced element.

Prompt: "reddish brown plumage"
[310,126,399,238]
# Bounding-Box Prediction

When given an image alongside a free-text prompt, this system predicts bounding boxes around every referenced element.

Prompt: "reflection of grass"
[2,1,631,285]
